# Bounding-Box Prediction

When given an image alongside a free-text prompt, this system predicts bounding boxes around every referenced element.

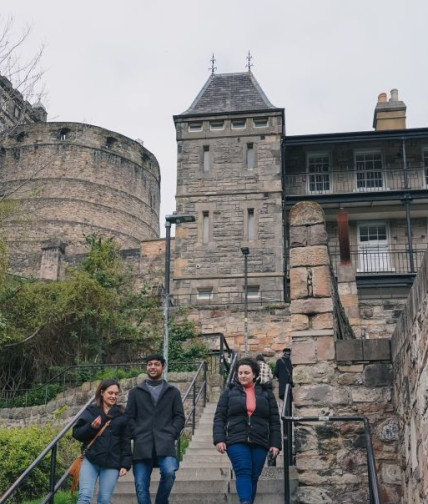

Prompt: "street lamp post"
[241,247,250,356]
[163,213,195,380]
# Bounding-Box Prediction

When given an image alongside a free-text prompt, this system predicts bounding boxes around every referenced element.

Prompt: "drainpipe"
[401,139,415,273]
[281,133,289,302]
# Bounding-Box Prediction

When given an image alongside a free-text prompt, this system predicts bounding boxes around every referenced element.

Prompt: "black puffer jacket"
[72,404,132,470]
[213,381,281,450]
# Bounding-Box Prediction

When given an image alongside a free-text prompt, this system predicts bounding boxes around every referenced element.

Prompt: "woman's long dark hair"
[94,378,121,409]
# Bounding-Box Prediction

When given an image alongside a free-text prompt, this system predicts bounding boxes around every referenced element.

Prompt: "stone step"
[111,494,284,504]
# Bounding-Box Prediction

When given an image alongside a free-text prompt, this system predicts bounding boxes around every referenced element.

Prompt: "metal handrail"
[0,394,95,504]
[0,362,145,406]
[176,361,208,461]
[281,384,382,504]
[225,352,239,387]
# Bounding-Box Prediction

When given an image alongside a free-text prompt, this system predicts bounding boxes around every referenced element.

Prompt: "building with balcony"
[283,89,428,298]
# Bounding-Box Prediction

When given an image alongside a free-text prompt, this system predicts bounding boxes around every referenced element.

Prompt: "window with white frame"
[202,211,210,244]
[210,120,224,130]
[232,119,246,129]
[307,153,330,193]
[357,222,391,272]
[247,208,255,240]
[247,286,260,299]
[253,117,268,128]
[188,122,202,132]
[355,151,383,190]
[203,145,210,172]
[424,149,428,186]
[197,288,213,300]
[246,143,255,170]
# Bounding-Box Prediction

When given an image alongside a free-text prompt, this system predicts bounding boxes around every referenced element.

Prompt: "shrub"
[0,425,79,503]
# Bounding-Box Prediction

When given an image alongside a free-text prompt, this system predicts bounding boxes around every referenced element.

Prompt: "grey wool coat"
[125,380,185,460]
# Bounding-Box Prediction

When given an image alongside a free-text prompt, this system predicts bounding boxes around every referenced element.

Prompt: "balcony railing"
[285,163,428,196]
[330,246,427,276]
[171,290,284,307]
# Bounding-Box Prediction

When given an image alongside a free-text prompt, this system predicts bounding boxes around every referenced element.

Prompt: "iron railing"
[176,361,208,460]
[0,362,146,407]
[172,290,284,307]
[0,394,95,504]
[281,384,381,504]
[330,246,426,276]
[285,163,428,196]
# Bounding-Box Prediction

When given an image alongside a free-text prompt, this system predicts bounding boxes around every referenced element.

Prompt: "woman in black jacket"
[213,358,281,504]
[72,378,131,504]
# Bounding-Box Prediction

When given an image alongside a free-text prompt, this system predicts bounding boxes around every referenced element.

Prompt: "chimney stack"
[373,89,406,131]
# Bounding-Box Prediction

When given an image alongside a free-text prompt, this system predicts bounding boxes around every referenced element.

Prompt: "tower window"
[59,128,70,141]
[232,119,246,129]
[210,120,224,130]
[247,208,255,241]
[203,145,210,172]
[247,286,260,299]
[253,117,268,128]
[188,122,203,132]
[246,143,255,170]
[202,211,210,244]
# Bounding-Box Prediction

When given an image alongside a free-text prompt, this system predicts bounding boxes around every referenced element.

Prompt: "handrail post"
[282,384,291,504]
[48,444,57,504]
[203,361,207,407]
[192,381,196,434]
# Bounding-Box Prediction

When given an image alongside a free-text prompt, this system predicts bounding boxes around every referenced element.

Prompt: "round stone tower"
[0,121,160,276]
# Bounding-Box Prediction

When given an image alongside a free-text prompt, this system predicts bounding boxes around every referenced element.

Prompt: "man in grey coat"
[126,354,185,504]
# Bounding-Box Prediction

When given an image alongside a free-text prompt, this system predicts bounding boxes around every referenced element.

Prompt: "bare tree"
[0,16,46,137]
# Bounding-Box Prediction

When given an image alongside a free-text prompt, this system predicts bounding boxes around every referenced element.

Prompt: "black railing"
[281,384,381,504]
[0,394,95,504]
[330,246,426,276]
[176,361,208,461]
[285,163,428,196]
[0,362,146,407]
[172,290,284,307]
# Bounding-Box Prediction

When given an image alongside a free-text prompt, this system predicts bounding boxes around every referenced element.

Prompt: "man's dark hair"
[144,354,166,366]
[256,354,265,362]
[236,357,260,380]
[283,348,291,353]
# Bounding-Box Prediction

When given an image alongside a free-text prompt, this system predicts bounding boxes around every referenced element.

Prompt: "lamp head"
[241,247,250,256]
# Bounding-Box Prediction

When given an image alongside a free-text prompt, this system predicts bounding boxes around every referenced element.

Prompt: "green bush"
[22,490,78,504]
[0,384,61,408]
[0,425,79,503]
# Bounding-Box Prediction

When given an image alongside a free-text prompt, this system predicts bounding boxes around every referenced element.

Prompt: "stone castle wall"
[391,248,428,504]
[0,122,160,276]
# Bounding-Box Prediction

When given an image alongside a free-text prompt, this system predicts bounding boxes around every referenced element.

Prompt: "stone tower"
[172,72,285,303]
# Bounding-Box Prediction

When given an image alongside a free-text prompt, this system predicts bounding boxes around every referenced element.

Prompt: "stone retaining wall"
[391,248,428,504]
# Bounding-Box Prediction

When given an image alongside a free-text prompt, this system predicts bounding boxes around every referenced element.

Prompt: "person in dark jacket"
[274,347,293,400]
[72,378,131,504]
[125,354,185,504]
[213,358,281,504]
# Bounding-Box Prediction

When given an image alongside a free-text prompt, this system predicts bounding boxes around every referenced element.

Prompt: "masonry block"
[290,297,333,315]
[362,339,391,361]
[290,267,309,299]
[317,336,335,361]
[335,340,363,361]
[289,246,329,268]
[312,266,331,298]
[363,364,393,387]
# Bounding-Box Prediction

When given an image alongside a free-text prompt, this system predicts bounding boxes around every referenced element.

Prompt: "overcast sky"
[3,0,428,236]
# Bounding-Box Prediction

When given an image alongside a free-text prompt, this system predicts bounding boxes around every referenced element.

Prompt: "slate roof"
[179,72,280,116]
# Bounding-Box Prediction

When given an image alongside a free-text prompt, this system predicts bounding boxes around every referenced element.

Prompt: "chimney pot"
[378,93,387,103]
[390,89,399,102]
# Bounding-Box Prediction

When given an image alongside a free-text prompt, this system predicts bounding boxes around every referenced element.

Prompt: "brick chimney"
[372,89,406,130]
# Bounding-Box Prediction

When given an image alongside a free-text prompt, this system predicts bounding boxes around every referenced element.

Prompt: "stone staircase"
[111,401,295,503]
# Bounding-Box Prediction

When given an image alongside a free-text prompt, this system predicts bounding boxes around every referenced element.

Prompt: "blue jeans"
[133,456,179,504]
[227,443,268,503]
[77,457,119,504]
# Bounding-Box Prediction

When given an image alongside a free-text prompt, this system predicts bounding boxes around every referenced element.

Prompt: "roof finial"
[246,51,253,72]
[209,53,217,75]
